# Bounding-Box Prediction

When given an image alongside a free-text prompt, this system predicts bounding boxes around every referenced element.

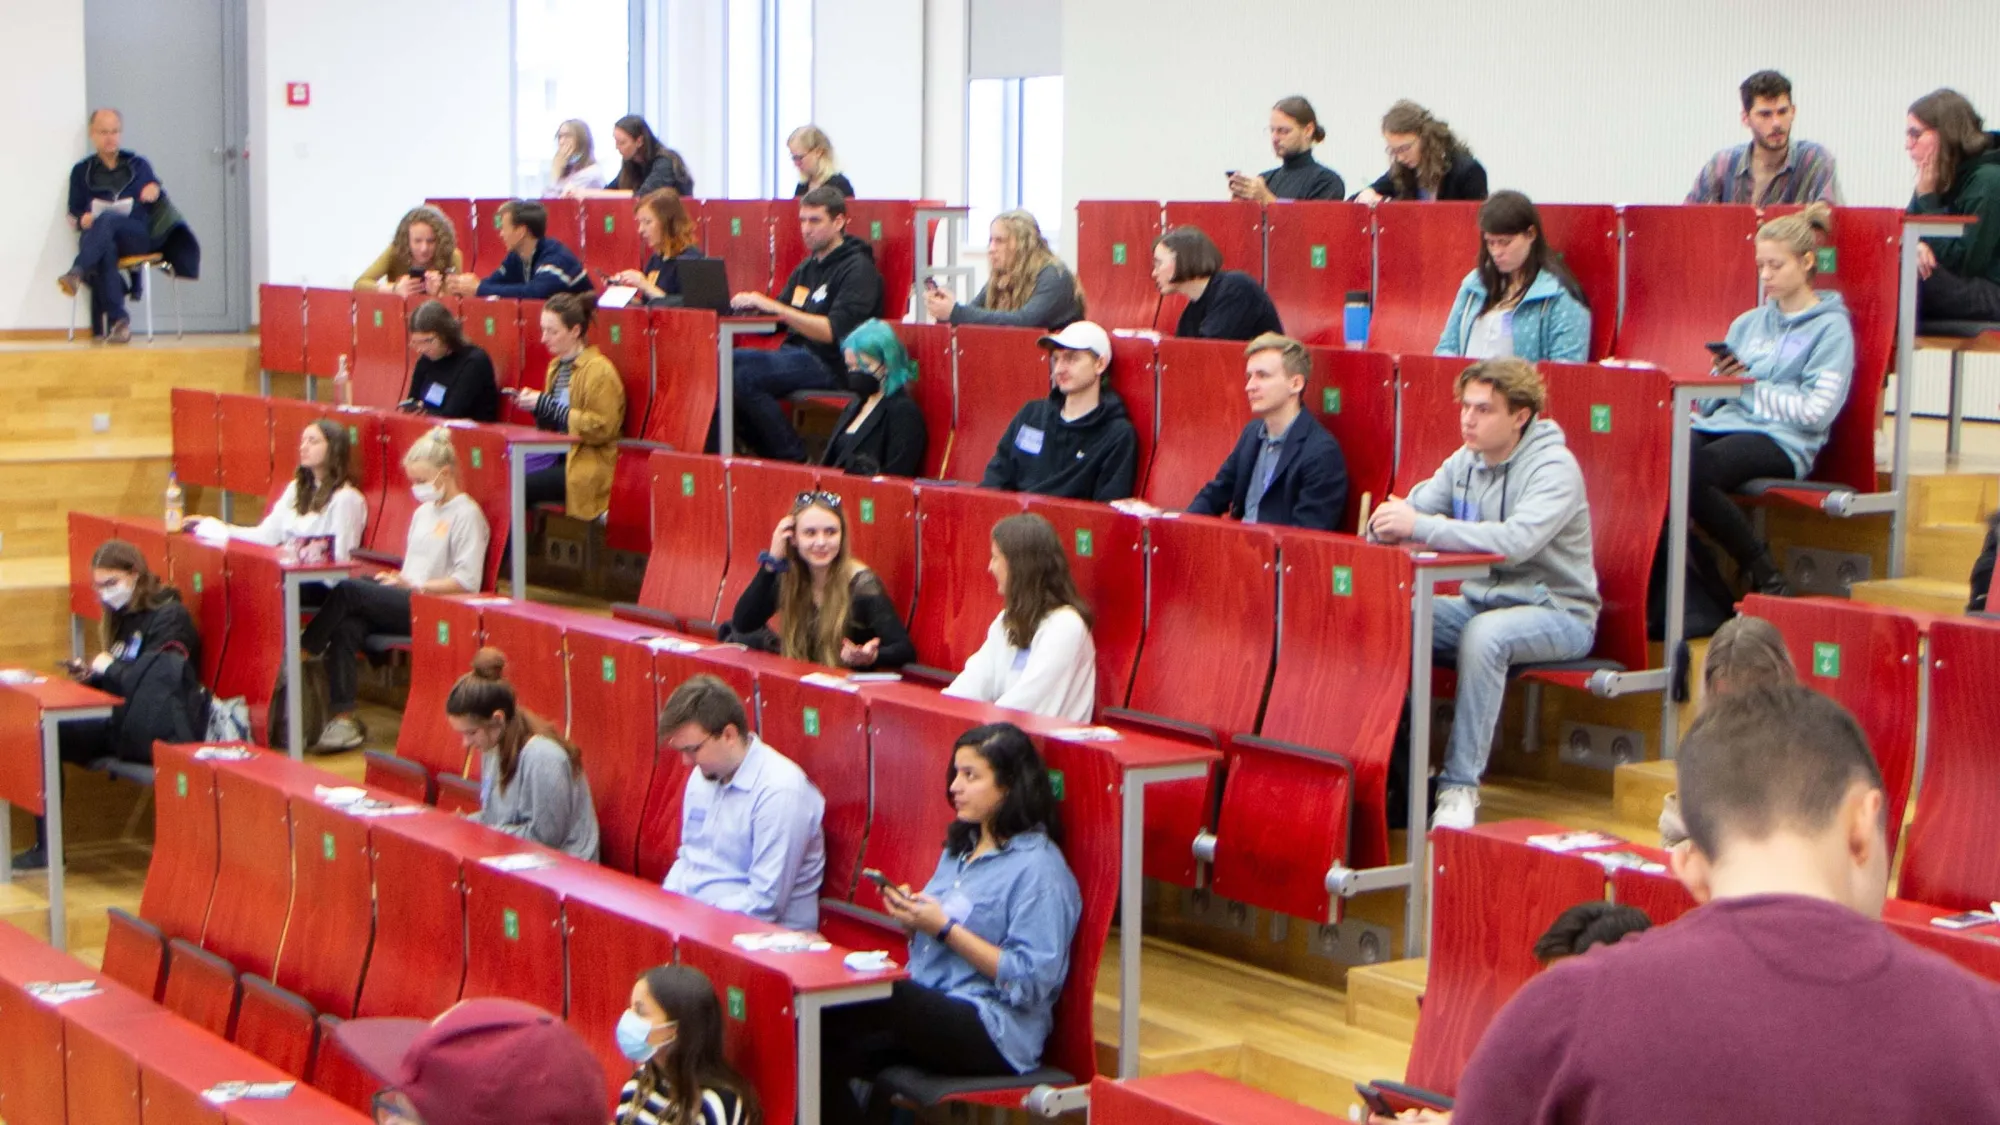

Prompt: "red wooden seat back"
[462,864,567,1014]
[422,198,475,269]
[1030,735,1122,1089]
[1157,201,1265,333]
[855,694,980,914]
[949,325,1052,485]
[258,284,307,374]
[165,937,241,1038]
[355,819,471,1018]
[561,895,680,1110]
[304,288,356,380]
[637,450,730,624]
[370,411,446,561]
[103,906,168,1002]
[705,201,777,295]
[818,473,918,621]
[203,767,295,979]
[216,394,274,499]
[891,321,955,478]
[605,441,661,555]
[1147,336,1251,509]
[772,202,808,289]
[234,974,320,1080]
[212,548,285,741]
[1391,353,1474,495]
[1534,204,1620,359]
[275,798,376,1019]
[266,399,332,506]
[635,649,758,882]
[1307,348,1396,533]
[909,487,1026,669]
[1075,200,1162,331]
[63,1018,144,1125]
[581,197,643,279]
[674,938,797,1125]
[471,198,514,278]
[1108,331,1160,496]
[564,630,662,873]
[141,743,224,944]
[755,667,870,901]
[353,291,410,409]
[590,306,653,438]
[845,200,917,320]
[1615,204,1760,374]
[171,387,223,489]
[1369,201,1483,356]
[166,535,228,688]
[1893,619,2000,911]
[478,603,569,737]
[113,520,171,597]
[70,510,119,624]
[397,593,484,777]
[460,296,523,387]
[1025,496,1146,711]
[1126,515,1276,734]
[1611,865,1697,926]
[361,751,432,805]
[1262,202,1373,346]
[645,307,722,451]
[717,459,823,624]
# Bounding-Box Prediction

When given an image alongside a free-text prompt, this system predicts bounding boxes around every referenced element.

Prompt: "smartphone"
[861,868,891,889]
[1704,341,1739,365]
[1354,1083,1394,1118]
[1225,170,1240,178]
[923,277,941,292]
[1932,911,1998,930]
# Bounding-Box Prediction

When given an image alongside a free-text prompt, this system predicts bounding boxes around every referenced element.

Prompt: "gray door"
[85,0,250,333]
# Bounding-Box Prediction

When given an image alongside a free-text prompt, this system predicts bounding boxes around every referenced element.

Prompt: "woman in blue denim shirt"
[820,723,1082,1125]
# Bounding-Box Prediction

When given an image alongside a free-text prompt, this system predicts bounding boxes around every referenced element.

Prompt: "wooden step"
[0,557,72,672]
[1613,759,1677,834]
[0,337,257,444]
[1906,522,1986,585]
[0,441,173,559]
[1908,472,1997,527]
[1850,575,1968,616]
[1345,957,1425,1041]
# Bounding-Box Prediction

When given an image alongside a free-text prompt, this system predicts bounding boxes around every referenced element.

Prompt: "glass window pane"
[966,78,1007,245]
[774,0,814,193]
[515,0,631,198]
[1019,76,1065,244]
[726,0,766,197]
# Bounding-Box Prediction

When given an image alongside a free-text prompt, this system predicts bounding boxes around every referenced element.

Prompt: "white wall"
[920,0,966,204]
[815,0,926,198]
[0,1,87,331]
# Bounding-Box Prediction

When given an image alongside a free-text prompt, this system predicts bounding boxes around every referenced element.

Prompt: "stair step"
[1613,759,1677,832]
[1345,958,1426,1041]
[0,449,173,559]
[1906,523,1986,585]
[1909,473,1997,527]
[1850,575,1968,615]
[0,557,72,672]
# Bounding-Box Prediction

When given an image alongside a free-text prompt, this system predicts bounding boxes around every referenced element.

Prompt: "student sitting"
[58,108,200,344]
[446,200,592,300]
[820,319,927,478]
[610,115,695,197]
[980,321,1138,502]
[615,965,758,1125]
[1687,70,1841,206]
[343,998,608,1125]
[1658,614,1798,848]
[1696,204,1852,596]
[925,210,1084,330]
[945,514,1097,723]
[302,427,489,752]
[516,293,625,519]
[659,675,827,931]
[1185,333,1349,530]
[402,299,502,422]
[1907,89,2000,323]
[1355,101,1488,203]
[820,722,1082,1125]
[1436,191,1591,363]
[788,125,854,198]
[183,418,368,560]
[1229,95,1346,203]
[546,119,609,197]
[608,189,706,305]
[1152,226,1283,340]
[354,205,463,296]
[450,648,600,862]
[726,491,914,671]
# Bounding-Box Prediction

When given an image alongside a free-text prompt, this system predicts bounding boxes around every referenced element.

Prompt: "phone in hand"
[1704,341,1740,367]
[1354,1083,1395,1118]
[862,867,892,889]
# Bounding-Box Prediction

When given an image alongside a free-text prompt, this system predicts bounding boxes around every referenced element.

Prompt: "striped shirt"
[1686,139,1841,206]
[615,1079,747,1125]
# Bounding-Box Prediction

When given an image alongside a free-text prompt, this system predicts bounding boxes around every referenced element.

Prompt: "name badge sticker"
[422,382,447,407]
[1014,425,1046,455]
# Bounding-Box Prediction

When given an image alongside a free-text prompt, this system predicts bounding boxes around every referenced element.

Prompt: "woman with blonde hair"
[788,125,854,198]
[450,647,600,861]
[924,209,1084,330]
[354,205,463,295]
[547,118,609,197]
[302,426,490,751]
[1355,101,1488,204]
[609,188,708,305]
[726,491,913,670]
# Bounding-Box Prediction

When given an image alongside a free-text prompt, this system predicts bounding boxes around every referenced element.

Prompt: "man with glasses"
[659,674,827,930]
[341,997,606,1125]
[1687,70,1841,206]
[980,320,1140,502]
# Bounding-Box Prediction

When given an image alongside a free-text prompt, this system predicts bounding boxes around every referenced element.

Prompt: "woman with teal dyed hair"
[820,319,929,477]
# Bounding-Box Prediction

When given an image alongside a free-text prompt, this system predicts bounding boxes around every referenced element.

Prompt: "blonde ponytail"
[1756,202,1833,265]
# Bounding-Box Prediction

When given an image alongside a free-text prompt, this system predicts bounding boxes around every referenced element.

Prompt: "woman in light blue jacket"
[1692,203,1853,595]
[1436,191,1592,363]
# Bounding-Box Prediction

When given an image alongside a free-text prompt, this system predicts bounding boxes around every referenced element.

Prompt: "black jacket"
[1261,150,1346,202]
[821,390,927,478]
[981,389,1139,502]
[728,567,914,669]
[406,345,501,422]
[477,237,593,300]
[91,592,208,763]
[624,151,695,197]
[794,173,856,199]
[1971,517,1997,612]
[1176,270,1284,341]
[67,151,201,280]
[641,246,709,303]
[1186,411,1349,532]
[1367,149,1490,202]
[777,236,884,376]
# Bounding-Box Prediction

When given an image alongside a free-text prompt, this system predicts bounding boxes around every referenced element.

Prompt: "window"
[965,76,1065,244]
[514,0,633,198]
[724,0,813,198]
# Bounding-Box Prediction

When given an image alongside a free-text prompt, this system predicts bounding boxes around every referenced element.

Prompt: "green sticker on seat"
[730,217,742,236]
[176,772,187,798]
[859,498,875,524]
[1048,769,1065,800]
[1333,565,1353,597]
[602,655,617,683]
[802,706,821,737]
[484,316,496,336]
[373,309,383,328]
[437,620,450,645]
[1075,529,1093,557]
[1323,387,1341,414]
[604,214,616,234]
[727,985,746,1020]
[322,832,336,861]
[870,220,883,241]
[192,572,204,594]
[610,324,622,345]
[503,908,520,941]
[681,472,695,497]
[1111,243,1127,265]
[1310,245,1327,269]
[348,425,360,446]
[471,448,483,469]
[1816,247,1837,274]
[1590,404,1611,433]
[1812,641,1840,678]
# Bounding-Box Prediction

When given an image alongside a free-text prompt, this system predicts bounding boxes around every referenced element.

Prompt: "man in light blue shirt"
[658,675,826,930]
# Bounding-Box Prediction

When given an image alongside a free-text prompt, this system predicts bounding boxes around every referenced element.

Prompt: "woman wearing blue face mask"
[301,426,489,752]
[615,964,758,1125]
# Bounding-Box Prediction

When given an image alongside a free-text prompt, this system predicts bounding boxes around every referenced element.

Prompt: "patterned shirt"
[615,1078,746,1125]
[1687,139,1841,206]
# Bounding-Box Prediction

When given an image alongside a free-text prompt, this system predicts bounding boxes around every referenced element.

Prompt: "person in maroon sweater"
[1453,684,2000,1124]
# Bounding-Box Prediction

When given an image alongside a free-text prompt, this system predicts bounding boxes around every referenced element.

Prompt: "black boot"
[1747,550,1791,597]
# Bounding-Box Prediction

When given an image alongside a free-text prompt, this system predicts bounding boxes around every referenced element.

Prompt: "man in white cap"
[979,320,1140,502]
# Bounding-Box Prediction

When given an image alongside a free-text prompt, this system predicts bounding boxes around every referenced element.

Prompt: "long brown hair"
[777,495,864,668]
[993,514,1090,649]
[612,115,692,194]
[639,188,700,257]
[293,418,356,517]
[986,210,1086,317]
[630,965,762,1125]
[445,648,579,789]
[1474,191,1586,316]
[1909,89,1990,203]
[388,205,459,279]
[91,539,171,649]
[1381,100,1469,199]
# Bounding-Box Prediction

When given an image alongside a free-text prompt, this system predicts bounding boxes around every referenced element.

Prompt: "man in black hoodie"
[721,187,884,461]
[980,321,1139,502]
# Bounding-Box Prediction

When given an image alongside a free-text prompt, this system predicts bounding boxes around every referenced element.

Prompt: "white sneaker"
[315,716,366,752]
[1431,785,1479,831]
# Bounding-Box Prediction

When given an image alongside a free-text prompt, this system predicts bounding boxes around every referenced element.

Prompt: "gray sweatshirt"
[1407,418,1601,626]
[473,734,601,862]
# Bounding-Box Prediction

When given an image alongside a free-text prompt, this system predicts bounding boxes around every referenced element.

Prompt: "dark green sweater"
[1911,132,2000,284]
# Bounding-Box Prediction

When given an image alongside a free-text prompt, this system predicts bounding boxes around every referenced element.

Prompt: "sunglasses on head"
[793,490,842,509]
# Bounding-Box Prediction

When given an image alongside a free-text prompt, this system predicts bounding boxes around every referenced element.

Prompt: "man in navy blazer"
[1184,333,1349,530]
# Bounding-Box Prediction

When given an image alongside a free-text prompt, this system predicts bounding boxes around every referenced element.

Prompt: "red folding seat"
[1025,497,1145,710]
[591,306,653,438]
[1090,1073,1347,1125]
[1611,863,1696,926]
[908,487,1026,672]
[672,939,797,1125]
[1404,824,1609,1095]
[561,891,683,1102]
[890,321,954,478]
[114,519,171,590]
[462,862,567,1014]
[273,797,376,1019]
[705,201,777,295]
[1107,331,1160,494]
[471,198,515,278]
[1369,201,1483,356]
[604,440,664,557]
[102,906,168,1001]
[368,412,453,562]
[395,593,483,778]
[337,410,391,551]
[948,325,1051,485]
[70,510,119,628]
[582,196,643,280]
[258,284,307,375]
[772,202,807,289]
[844,200,917,320]
[266,398,333,501]
[645,307,721,451]
[1074,201,1162,331]
[422,198,475,268]
[352,291,410,408]
[817,472,917,620]
[63,1017,145,1125]
[510,299,555,425]
[171,387,223,489]
[543,196,583,252]
[1895,619,2000,911]
[754,666,870,900]
[1739,594,1920,849]
[1145,336,1251,509]
[452,424,513,592]
[1155,201,1264,334]
[1261,202,1374,346]
[164,937,241,1038]
[635,649,756,882]
[234,974,321,1080]
[716,459,822,627]
[361,751,433,805]
[1391,354,1473,495]
[201,764,295,980]
[1534,204,1620,359]
[140,743,223,944]
[460,296,523,387]
[304,288,356,380]
[564,623,666,873]
[214,545,287,742]
[627,449,729,628]
[1614,204,1761,375]
[478,601,570,731]
[1307,348,1396,533]
[166,535,228,687]
[353,814,483,1019]
[216,394,274,499]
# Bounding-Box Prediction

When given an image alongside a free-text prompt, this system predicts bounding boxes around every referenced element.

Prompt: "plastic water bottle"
[1343,291,1372,350]
[163,472,185,533]
[333,354,353,407]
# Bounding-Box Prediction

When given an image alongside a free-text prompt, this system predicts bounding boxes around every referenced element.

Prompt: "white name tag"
[1014,425,1045,455]
[422,382,447,407]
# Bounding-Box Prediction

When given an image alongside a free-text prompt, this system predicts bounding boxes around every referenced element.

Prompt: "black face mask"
[844,367,881,397]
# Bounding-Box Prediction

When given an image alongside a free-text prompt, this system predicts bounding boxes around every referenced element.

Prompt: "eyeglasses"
[1385,139,1419,159]
[1906,126,1931,142]
[373,1090,423,1124]
[669,733,715,757]
[794,490,842,509]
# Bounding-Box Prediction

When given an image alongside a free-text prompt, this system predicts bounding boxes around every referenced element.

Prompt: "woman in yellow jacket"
[354,205,465,297]
[517,292,625,520]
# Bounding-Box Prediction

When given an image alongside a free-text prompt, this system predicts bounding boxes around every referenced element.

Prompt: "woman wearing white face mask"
[615,964,756,1125]
[301,427,489,752]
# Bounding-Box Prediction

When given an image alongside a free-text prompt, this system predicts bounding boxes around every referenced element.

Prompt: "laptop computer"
[674,258,734,313]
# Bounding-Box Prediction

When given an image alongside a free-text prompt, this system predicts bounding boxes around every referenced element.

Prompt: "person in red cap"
[340,997,607,1124]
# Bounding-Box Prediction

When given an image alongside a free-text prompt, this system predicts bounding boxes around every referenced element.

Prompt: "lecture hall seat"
[890,320,955,479]
[1074,200,1163,331]
[947,325,1054,486]
[1368,201,1482,356]
[1262,201,1374,347]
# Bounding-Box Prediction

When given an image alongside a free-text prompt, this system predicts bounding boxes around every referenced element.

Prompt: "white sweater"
[943,607,1097,723]
[226,481,368,561]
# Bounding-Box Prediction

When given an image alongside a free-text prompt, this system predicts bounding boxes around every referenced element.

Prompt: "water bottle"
[333,354,353,407]
[163,472,185,533]
[1343,291,1372,350]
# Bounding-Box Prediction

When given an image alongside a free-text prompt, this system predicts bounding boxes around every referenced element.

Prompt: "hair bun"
[470,646,508,681]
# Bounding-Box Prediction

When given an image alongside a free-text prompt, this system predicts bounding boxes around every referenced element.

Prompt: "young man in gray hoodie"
[1369,358,1600,829]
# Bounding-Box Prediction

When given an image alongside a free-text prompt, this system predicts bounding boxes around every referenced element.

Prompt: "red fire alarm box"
[286,82,310,107]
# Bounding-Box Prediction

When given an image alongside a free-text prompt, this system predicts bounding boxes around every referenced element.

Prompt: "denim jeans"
[710,344,836,462]
[1432,595,1595,789]
[73,213,154,335]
